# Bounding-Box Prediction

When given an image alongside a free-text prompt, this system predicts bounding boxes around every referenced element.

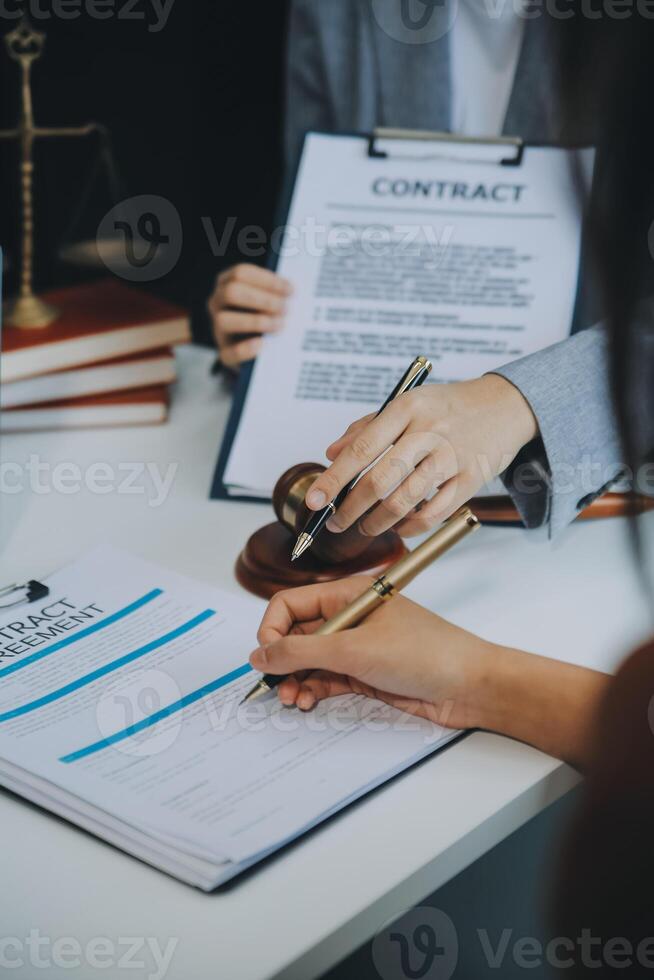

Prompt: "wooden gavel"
[235,463,407,599]
[235,462,654,599]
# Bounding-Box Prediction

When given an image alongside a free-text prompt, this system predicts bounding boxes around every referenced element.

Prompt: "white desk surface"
[1,345,651,980]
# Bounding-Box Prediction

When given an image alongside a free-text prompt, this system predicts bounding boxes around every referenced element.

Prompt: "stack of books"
[0,280,191,432]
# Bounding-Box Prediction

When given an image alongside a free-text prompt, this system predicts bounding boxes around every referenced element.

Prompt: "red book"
[1,280,190,383]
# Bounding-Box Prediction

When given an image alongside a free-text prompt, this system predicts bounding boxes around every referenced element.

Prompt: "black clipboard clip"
[0,580,49,610]
[368,128,525,167]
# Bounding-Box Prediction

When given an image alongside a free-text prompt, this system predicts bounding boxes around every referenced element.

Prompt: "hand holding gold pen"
[241,505,480,704]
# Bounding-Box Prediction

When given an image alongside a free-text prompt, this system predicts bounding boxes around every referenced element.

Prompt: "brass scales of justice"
[0,18,118,329]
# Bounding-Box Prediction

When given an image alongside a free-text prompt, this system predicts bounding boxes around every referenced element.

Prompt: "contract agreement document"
[216,132,593,499]
[0,547,458,889]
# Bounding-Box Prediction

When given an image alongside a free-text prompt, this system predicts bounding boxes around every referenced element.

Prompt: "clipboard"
[367,127,525,165]
[210,127,590,509]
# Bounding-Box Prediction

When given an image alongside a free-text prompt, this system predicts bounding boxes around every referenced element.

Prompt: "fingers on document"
[214,311,284,337]
[216,263,293,298]
[280,671,354,711]
[220,336,263,368]
[277,674,303,706]
[217,280,288,317]
[209,267,291,335]
[210,267,290,364]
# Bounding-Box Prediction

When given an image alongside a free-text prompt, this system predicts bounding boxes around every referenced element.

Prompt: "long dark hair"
[555,18,654,532]
[552,641,654,974]
[549,16,654,970]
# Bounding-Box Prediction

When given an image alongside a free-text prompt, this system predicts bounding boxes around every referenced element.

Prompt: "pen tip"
[291,532,313,562]
[239,681,271,705]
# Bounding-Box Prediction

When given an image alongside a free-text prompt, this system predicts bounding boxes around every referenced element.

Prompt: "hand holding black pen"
[291,356,433,561]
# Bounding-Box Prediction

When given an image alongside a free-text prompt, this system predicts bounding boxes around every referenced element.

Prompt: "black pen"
[290,355,433,561]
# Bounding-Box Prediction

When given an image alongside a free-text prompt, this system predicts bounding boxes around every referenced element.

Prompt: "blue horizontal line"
[60,662,253,763]
[0,609,216,724]
[0,589,163,679]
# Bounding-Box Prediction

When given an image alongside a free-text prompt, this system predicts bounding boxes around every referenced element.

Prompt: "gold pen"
[241,506,480,705]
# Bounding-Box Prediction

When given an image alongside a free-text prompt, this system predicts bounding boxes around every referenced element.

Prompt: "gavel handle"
[471,492,653,524]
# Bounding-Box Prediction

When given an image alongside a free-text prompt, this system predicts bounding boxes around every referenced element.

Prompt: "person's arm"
[250,579,611,770]
[301,326,629,539]
[491,323,626,535]
[301,373,539,537]
[475,645,610,770]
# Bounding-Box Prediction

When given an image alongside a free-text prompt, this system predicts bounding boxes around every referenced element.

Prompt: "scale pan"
[58,238,130,272]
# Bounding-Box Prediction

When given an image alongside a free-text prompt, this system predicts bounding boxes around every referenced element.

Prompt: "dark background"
[0,0,289,344]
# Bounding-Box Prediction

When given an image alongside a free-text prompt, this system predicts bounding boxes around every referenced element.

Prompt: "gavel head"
[235,462,407,598]
[272,463,374,565]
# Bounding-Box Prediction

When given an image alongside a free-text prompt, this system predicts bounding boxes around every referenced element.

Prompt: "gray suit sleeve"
[284,0,334,174]
[490,325,626,535]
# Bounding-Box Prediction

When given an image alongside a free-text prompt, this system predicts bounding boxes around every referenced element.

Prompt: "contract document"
[0,547,458,889]
[214,132,593,499]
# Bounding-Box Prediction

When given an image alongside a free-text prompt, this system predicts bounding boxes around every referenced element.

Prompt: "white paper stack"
[0,548,457,889]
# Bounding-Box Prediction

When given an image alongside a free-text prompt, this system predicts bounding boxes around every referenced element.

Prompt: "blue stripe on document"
[0,589,163,679]
[60,662,252,763]
[0,610,216,723]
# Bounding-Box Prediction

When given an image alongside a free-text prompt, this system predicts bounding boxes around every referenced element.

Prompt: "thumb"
[250,631,353,677]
